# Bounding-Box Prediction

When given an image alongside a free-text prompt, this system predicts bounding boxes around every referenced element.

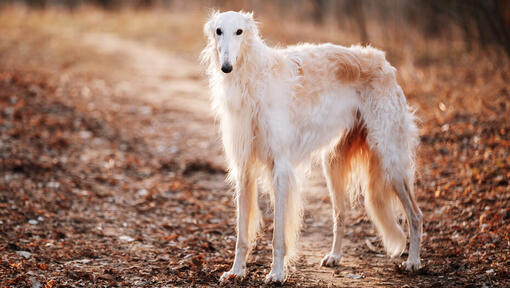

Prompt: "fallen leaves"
[0,70,235,287]
[0,8,509,286]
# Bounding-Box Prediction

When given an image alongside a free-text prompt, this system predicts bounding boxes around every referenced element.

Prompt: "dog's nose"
[221,63,233,73]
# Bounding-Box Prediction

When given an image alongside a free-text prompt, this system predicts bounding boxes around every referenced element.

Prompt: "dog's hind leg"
[320,142,353,267]
[220,165,261,282]
[320,154,347,267]
[392,179,423,271]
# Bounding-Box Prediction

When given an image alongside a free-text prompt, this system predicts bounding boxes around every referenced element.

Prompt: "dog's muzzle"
[221,63,233,73]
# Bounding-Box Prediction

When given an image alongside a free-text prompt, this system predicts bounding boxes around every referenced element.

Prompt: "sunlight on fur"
[201,10,423,284]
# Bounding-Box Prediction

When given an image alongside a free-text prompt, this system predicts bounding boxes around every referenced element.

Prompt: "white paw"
[219,268,246,283]
[321,253,342,267]
[265,269,285,284]
[402,259,421,272]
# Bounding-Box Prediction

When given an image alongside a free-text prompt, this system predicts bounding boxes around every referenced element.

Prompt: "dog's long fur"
[201,11,423,283]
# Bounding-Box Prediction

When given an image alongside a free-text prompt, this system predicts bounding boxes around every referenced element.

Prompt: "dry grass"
[1,5,508,122]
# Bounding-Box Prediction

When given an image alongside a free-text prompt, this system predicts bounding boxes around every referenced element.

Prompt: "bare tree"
[425,0,510,54]
[26,0,47,8]
[311,0,328,24]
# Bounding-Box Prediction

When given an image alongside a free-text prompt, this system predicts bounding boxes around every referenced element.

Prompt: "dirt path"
[82,33,210,116]
[78,32,422,287]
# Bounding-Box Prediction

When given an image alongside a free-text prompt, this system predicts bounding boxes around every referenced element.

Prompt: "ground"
[0,7,509,288]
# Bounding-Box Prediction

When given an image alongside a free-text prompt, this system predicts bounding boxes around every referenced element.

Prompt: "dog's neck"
[228,35,272,84]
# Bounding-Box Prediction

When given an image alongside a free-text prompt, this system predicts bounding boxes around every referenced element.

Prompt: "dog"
[201,11,423,284]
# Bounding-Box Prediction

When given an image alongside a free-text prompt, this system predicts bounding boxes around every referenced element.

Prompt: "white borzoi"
[201,11,423,284]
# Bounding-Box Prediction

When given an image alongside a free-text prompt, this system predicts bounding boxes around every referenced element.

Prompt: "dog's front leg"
[265,160,292,284]
[220,167,258,283]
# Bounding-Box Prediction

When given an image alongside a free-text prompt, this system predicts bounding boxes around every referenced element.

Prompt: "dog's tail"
[345,133,406,258]
[363,154,407,257]
[345,62,419,258]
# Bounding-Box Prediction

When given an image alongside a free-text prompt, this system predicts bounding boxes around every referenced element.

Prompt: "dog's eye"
[216,28,222,36]
[236,29,243,35]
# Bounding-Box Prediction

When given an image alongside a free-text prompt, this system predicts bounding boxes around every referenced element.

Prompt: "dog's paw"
[219,268,246,283]
[264,269,285,284]
[402,259,421,272]
[321,253,342,267]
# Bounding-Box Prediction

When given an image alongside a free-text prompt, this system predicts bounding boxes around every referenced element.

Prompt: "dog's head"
[202,11,257,74]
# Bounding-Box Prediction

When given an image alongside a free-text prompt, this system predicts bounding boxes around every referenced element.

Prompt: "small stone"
[16,251,32,259]
[28,219,38,225]
[137,189,148,197]
[139,106,152,115]
[29,277,41,288]
[169,146,178,154]
[79,131,92,139]
[119,235,135,242]
[345,273,364,279]
[47,181,60,188]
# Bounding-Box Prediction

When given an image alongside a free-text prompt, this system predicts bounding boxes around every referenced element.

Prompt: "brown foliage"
[0,6,508,287]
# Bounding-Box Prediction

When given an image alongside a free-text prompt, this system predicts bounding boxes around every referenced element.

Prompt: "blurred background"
[5,0,510,54]
[0,1,508,287]
[1,0,509,116]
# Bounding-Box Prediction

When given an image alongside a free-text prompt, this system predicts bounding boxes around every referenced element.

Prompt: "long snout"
[221,62,233,73]
[218,39,238,74]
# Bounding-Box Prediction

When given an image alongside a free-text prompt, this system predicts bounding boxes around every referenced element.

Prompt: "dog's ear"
[240,11,258,37]
[204,10,219,40]
[201,10,219,69]
[241,11,254,21]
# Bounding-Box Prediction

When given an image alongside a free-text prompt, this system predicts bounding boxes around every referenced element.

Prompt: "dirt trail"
[79,32,420,287]
[83,32,211,116]
[81,32,225,167]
